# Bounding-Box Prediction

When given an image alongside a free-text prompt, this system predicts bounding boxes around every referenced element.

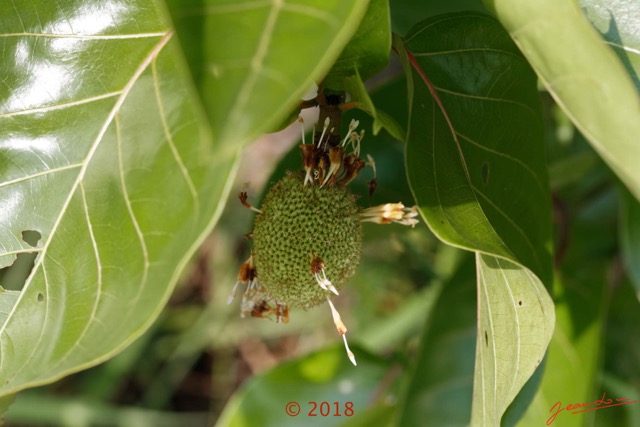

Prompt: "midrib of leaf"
[479,258,536,414]
[474,255,554,425]
[222,0,284,140]
[0,31,172,377]
[404,47,516,265]
[395,14,555,425]
[186,0,368,147]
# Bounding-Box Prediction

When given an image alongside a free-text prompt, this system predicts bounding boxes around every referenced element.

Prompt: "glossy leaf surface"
[0,1,238,395]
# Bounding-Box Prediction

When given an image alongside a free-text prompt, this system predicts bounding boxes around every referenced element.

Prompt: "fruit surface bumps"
[252,172,362,309]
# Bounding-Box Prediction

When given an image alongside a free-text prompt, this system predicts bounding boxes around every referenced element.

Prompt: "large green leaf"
[484,0,640,201]
[473,254,554,425]
[395,13,555,424]
[579,0,640,92]
[324,0,391,90]
[164,0,370,145]
[0,1,239,396]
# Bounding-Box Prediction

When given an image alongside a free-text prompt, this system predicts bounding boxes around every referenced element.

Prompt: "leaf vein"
[455,131,546,195]
[0,32,166,39]
[0,31,172,341]
[433,86,537,117]
[496,258,521,397]
[115,114,150,301]
[472,186,542,274]
[0,92,121,118]
[224,0,284,142]
[151,58,200,216]
[50,182,104,369]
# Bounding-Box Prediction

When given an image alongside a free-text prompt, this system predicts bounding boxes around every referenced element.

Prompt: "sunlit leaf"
[0,1,238,396]
[473,254,554,425]
[0,290,19,325]
[164,0,370,144]
[324,0,391,90]
[484,0,640,201]
[579,0,640,92]
[395,13,555,424]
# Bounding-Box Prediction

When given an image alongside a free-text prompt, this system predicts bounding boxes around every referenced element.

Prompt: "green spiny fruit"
[252,171,362,309]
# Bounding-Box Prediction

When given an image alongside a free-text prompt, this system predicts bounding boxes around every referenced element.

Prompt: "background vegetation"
[0,0,639,426]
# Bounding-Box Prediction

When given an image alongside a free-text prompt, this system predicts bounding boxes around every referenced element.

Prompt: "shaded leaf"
[215,346,392,427]
[601,277,640,423]
[0,1,238,395]
[390,0,488,36]
[395,13,555,424]
[340,403,396,427]
[620,188,640,300]
[5,393,207,426]
[394,251,476,427]
[0,394,15,423]
[164,0,370,144]
[597,374,640,427]
[344,72,406,141]
[397,14,552,284]
[484,0,640,201]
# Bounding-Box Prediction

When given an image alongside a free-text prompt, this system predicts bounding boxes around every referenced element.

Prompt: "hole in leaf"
[0,229,41,291]
[22,230,41,247]
[518,300,523,306]
[484,331,488,347]
[481,162,490,185]
[37,293,44,302]
[0,252,37,291]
